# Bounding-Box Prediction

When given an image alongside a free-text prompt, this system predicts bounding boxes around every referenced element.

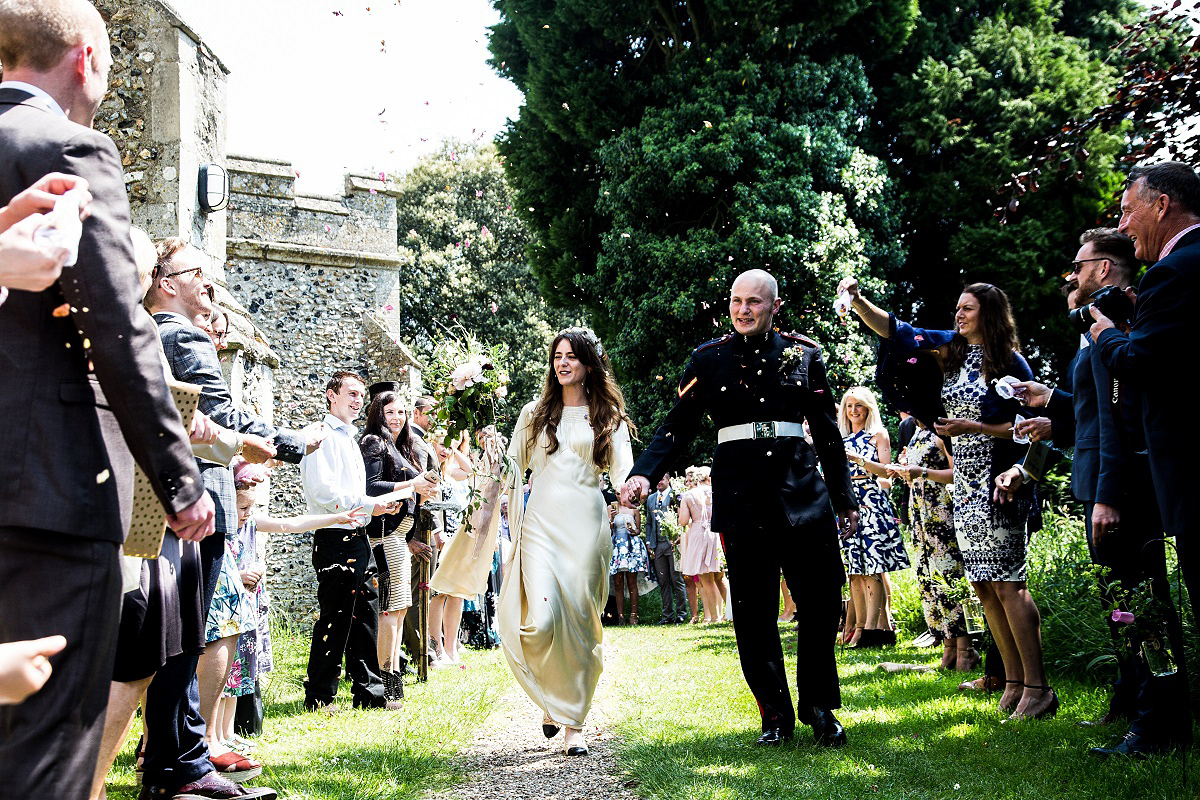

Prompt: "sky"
[167,0,525,195]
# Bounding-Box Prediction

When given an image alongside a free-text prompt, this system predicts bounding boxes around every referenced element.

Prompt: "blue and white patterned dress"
[841,430,910,575]
[609,512,651,575]
[942,345,1028,581]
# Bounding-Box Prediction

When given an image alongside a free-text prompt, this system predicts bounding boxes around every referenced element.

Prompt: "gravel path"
[425,640,641,800]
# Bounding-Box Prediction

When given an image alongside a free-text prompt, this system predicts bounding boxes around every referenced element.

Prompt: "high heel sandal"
[629,613,639,625]
[998,679,1023,713]
[1010,684,1059,720]
[564,726,588,756]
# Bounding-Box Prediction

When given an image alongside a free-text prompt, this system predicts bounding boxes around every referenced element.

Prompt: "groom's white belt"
[717,421,806,443]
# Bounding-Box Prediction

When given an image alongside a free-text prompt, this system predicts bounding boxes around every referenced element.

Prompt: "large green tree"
[491,2,917,450]
[863,0,1145,377]
[392,141,577,409]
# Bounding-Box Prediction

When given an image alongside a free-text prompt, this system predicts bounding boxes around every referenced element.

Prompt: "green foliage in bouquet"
[425,325,511,446]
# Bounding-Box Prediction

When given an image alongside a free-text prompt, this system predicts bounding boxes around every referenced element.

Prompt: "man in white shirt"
[301,371,397,710]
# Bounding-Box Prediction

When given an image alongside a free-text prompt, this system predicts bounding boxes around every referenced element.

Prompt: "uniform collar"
[732,330,773,353]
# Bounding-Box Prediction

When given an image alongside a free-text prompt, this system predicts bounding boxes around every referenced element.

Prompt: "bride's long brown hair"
[527,329,635,470]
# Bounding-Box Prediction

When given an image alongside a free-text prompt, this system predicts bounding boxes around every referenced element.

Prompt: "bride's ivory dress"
[498,402,633,728]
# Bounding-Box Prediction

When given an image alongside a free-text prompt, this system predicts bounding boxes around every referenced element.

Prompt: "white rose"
[451,361,483,391]
[495,385,508,399]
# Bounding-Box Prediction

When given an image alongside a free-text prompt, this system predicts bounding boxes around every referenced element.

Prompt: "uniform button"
[760,398,765,402]
[757,370,762,375]
[721,386,727,391]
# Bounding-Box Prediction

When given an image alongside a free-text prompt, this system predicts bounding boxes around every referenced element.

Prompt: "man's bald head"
[731,269,778,304]
[729,269,782,336]
[0,0,104,73]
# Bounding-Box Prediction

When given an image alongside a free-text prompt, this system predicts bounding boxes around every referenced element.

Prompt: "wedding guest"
[299,371,396,711]
[679,467,702,622]
[500,327,635,756]
[888,419,978,670]
[360,388,434,705]
[644,474,686,624]
[428,431,473,666]
[609,498,650,625]
[841,277,1055,719]
[402,396,441,674]
[679,467,723,624]
[0,5,216,795]
[838,387,909,648]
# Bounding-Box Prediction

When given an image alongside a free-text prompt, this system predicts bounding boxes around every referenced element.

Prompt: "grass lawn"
[104,623,511,800]
[104,615,1198,799]
[604,621,1199,800]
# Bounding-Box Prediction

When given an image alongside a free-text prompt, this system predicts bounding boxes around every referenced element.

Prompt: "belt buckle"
[753,421,776,439]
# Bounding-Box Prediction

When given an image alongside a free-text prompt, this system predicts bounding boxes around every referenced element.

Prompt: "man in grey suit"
[645,474,686,623]
[144,238,320,798]
[0,2,215,797]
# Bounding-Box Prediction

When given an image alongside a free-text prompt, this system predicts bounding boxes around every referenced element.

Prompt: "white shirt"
[0,81,67,118]
[299,413,376,528]
[1160,222,1200,260]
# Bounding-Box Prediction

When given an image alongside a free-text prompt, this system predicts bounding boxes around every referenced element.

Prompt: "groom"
[621,269,858,747]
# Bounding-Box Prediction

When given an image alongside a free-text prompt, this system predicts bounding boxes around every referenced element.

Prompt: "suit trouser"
[1087,479,1191,740]
[721,512,844,733]
[651,542,686,622]
[0,527,121,800]
[141,528,225,792]
[304,528,385,708]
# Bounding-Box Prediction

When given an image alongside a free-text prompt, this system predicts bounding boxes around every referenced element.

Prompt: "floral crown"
[558,326,605,358]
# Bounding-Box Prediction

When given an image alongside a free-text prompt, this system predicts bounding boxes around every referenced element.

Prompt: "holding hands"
[620,475,651,507]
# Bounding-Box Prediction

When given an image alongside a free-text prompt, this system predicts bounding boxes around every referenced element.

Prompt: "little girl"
[215,459,366,753]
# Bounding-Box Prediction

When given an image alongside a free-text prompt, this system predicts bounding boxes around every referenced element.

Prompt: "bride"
[499,327,634,756]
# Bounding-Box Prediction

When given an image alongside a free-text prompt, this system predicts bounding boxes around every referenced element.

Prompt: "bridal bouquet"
[425,325,510,447]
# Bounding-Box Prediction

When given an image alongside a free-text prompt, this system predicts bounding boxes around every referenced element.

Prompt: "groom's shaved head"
[731,269,778,303]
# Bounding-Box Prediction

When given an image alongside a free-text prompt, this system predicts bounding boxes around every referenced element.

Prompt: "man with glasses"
[1003,228,1189,758]
[143,238,325,798]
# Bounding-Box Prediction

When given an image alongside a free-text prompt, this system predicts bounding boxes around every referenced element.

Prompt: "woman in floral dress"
[889,423,979,671]
[839,387,909,648]
[609,498,651,624]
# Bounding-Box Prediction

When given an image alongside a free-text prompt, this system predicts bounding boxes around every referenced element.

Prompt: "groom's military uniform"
[631,329,854,740]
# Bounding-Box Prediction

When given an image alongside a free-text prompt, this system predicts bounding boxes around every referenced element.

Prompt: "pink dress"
[679,487,720,576]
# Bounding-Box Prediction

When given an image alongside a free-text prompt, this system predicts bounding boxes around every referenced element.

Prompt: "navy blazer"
[0,88,203,541]
[1097,226,1200,537]
[1045,336,1128,507]
[155,312,305,534]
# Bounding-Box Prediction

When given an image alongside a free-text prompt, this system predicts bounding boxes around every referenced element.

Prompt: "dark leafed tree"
[490,1,917,453]
[863,0,1160,378]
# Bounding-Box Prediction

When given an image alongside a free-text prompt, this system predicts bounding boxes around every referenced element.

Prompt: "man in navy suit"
[1091,162,1200,757]
[644,474,686,623]
[1007,227,1190,758]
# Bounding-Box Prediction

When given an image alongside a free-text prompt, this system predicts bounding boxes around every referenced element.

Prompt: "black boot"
[809,709,847,747]
[383,671,403,709]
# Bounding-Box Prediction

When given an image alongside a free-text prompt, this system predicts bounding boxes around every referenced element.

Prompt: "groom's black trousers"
[721,509,845,733]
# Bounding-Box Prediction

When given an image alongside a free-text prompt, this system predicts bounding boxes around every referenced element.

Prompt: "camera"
[1068,285,1135,334]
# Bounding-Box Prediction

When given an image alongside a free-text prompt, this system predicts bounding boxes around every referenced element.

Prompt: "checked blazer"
[154,311,306,534]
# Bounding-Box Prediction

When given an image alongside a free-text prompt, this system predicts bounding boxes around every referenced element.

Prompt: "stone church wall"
[88,0,421,623]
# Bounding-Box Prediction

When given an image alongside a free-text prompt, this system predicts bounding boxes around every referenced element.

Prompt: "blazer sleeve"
[159,323,304,463]
[57,130,203,514]
[630,356,705,481]
[802,347,856,512]
[1098,260,1185,378]
[1045,388,1075,450]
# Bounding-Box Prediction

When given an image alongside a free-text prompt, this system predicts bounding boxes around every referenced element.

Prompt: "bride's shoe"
[564,726,588,756]
[542,713,561,739]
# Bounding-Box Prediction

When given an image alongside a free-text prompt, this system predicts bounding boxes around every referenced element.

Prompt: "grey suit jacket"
[0,88,203,542]
[154,311,305,534]
[644,489,674,549]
